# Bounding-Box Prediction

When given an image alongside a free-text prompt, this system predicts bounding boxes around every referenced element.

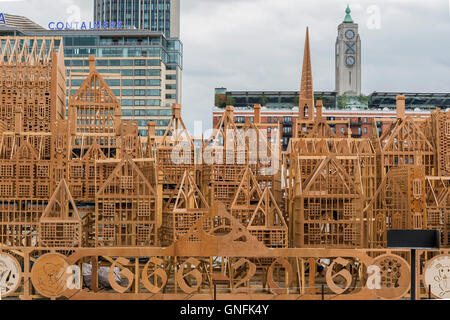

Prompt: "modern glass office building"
[93,0,180,38]
[0,15,183,137]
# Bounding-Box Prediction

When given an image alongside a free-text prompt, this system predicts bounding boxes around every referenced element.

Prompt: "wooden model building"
[0,34,448,301]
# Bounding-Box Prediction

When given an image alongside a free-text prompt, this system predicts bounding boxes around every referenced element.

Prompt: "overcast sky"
[1,0,450,132]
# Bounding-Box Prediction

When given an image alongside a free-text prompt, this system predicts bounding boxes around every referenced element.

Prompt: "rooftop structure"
[0,32,448,301]
[0,16,183,137]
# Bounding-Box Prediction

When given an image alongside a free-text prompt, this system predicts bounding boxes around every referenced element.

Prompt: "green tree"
[226,96,236,106]
[357,94,369,106]
[337,94,348,110]
[214,94,224,108]
[260,94,268,106]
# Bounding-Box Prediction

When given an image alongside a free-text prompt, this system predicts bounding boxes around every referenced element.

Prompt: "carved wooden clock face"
[346,56,356,67]
[345,29,355,40]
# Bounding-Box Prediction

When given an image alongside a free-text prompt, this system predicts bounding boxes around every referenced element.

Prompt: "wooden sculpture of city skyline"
[0,32,448,300]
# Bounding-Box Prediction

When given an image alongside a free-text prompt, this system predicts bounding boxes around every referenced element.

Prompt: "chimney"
[172,103,181,118]
[396,95,406,119]
[88,54,95,72]
[254,104,261,124]
[226,105,234,117]
[315,100,323,120]
[147,122,156,136]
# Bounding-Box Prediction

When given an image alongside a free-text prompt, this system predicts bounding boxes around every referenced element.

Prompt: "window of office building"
[109,59,121,66]
[236,116,245,123]
[134,59,146,66]
[121,59,134,66]
[159,109,172,116]
[134,79,146,86]
[283,127,292,134]
[149,69,161,76]
[148,79,161,86]
[147,60,161,66]
[134,89,146,96]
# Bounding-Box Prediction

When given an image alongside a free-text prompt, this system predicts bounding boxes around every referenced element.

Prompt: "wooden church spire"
[299,27,314,120]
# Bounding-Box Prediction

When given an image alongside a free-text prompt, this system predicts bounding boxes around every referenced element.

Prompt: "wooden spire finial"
[172,103,181,118]
[396,95,406,119]
[254,104,261,124]
[299,27,314,120]
[88,54,95,72]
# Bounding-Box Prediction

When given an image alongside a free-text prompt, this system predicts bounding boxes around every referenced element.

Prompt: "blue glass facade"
[94,0,178,38]
[0,9,182,138]
[58,31,182,136]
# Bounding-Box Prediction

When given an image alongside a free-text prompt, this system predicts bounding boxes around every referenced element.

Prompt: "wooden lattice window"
[102,202,115,217]
[38,104,46,119]
[412,179,423,199]
[70,185,83,198]
[445,120,450,137]
[36,184,49,197]
[87,185,96,197]
[102,225,115,240]
[18,164,31,177]
[41,224,56,239]
[344,226,355,242]
[36,164,49,178]
[137,202,151,217]
[137,225,151,242]
[447,154,450,170]
[18,184,30,197]
[88,165,97,178]
[308,203,321,220]
[270,231,286,247]
[0,164,13,177]
[308,224,321,242]
[413,213,423,230]
[63,224,77,240]
[120,176,133,190]
[427,209,441,229]
[70,164,84,178]
[5,105,13,119]
[214,185,229,200]
[344,203,356,219]
[0,184,13,197]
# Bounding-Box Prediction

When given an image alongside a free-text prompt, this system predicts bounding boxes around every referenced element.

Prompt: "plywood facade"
[0,35,448,300]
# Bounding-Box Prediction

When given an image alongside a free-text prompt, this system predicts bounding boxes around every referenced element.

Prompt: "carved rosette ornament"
[372,254,410,300]
[0,253,21,298]
[424,255,450,299]
[31,253,71,299]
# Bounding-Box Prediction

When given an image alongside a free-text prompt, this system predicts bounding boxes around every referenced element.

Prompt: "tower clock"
[335,5,361,96]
